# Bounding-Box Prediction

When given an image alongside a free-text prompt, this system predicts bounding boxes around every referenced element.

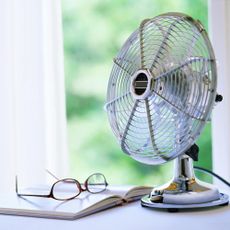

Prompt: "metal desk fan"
[105,12,229,210]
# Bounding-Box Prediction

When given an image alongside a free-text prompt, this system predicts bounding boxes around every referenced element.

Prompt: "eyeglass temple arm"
[46,171,108,186]
[46,169,60,181]
[15,176,51,198]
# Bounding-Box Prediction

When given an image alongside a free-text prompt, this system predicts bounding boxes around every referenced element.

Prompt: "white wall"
[209,0,230,181]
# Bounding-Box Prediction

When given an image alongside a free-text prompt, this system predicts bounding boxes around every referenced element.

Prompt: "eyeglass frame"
[16,173,108,201]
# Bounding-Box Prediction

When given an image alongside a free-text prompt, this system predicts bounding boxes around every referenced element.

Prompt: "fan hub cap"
[130,69,153,99]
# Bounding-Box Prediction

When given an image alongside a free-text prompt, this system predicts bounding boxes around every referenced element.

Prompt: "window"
[61,0,212,185]
[1,0,229,194]
[1,0,229,193]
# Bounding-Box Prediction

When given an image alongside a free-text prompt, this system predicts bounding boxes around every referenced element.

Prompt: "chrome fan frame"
[105,12,217,164]
[105,12,229,209]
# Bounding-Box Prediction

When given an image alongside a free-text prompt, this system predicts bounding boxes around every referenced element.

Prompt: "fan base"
[141,154,229,211]
[141,193,229,211]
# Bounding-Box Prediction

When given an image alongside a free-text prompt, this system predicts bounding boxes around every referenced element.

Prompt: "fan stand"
[141,144,229,211]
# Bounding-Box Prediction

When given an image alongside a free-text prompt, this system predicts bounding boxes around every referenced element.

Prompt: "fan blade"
[154,57,214,81]
[121,100,139,153]
[152,89,206,122]
[149,16,185,72]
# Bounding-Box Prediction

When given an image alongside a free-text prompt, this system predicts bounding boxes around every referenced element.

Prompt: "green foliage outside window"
[62,0,211,185]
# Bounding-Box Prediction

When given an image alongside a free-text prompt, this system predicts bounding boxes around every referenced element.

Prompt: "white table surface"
[0,197,229,230]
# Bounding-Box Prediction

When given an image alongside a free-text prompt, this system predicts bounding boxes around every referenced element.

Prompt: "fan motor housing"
[130,69,153,99]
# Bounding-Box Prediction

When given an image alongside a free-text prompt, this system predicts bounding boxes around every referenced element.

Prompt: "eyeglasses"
[16,173,108,201]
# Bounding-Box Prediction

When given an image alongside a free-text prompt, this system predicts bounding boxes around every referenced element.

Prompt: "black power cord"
[194,166,230,188]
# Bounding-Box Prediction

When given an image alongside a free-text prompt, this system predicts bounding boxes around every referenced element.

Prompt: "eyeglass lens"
[51,174,107,200]
[52,179,80,200]
[86,173,107,193]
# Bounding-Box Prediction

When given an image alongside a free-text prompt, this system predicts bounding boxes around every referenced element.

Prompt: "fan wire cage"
[105,13,217,165]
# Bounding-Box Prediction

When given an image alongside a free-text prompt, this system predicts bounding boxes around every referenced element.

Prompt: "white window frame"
[0,0,68,192]
[209,0,230,181]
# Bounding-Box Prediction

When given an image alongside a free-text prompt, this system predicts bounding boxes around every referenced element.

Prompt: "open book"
[0,185,152,220]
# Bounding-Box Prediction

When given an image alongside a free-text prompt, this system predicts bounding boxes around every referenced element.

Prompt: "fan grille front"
[105,13,217,165]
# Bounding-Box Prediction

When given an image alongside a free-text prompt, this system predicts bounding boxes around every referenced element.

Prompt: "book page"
[0,185,143,220]
[124,186,153,201]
